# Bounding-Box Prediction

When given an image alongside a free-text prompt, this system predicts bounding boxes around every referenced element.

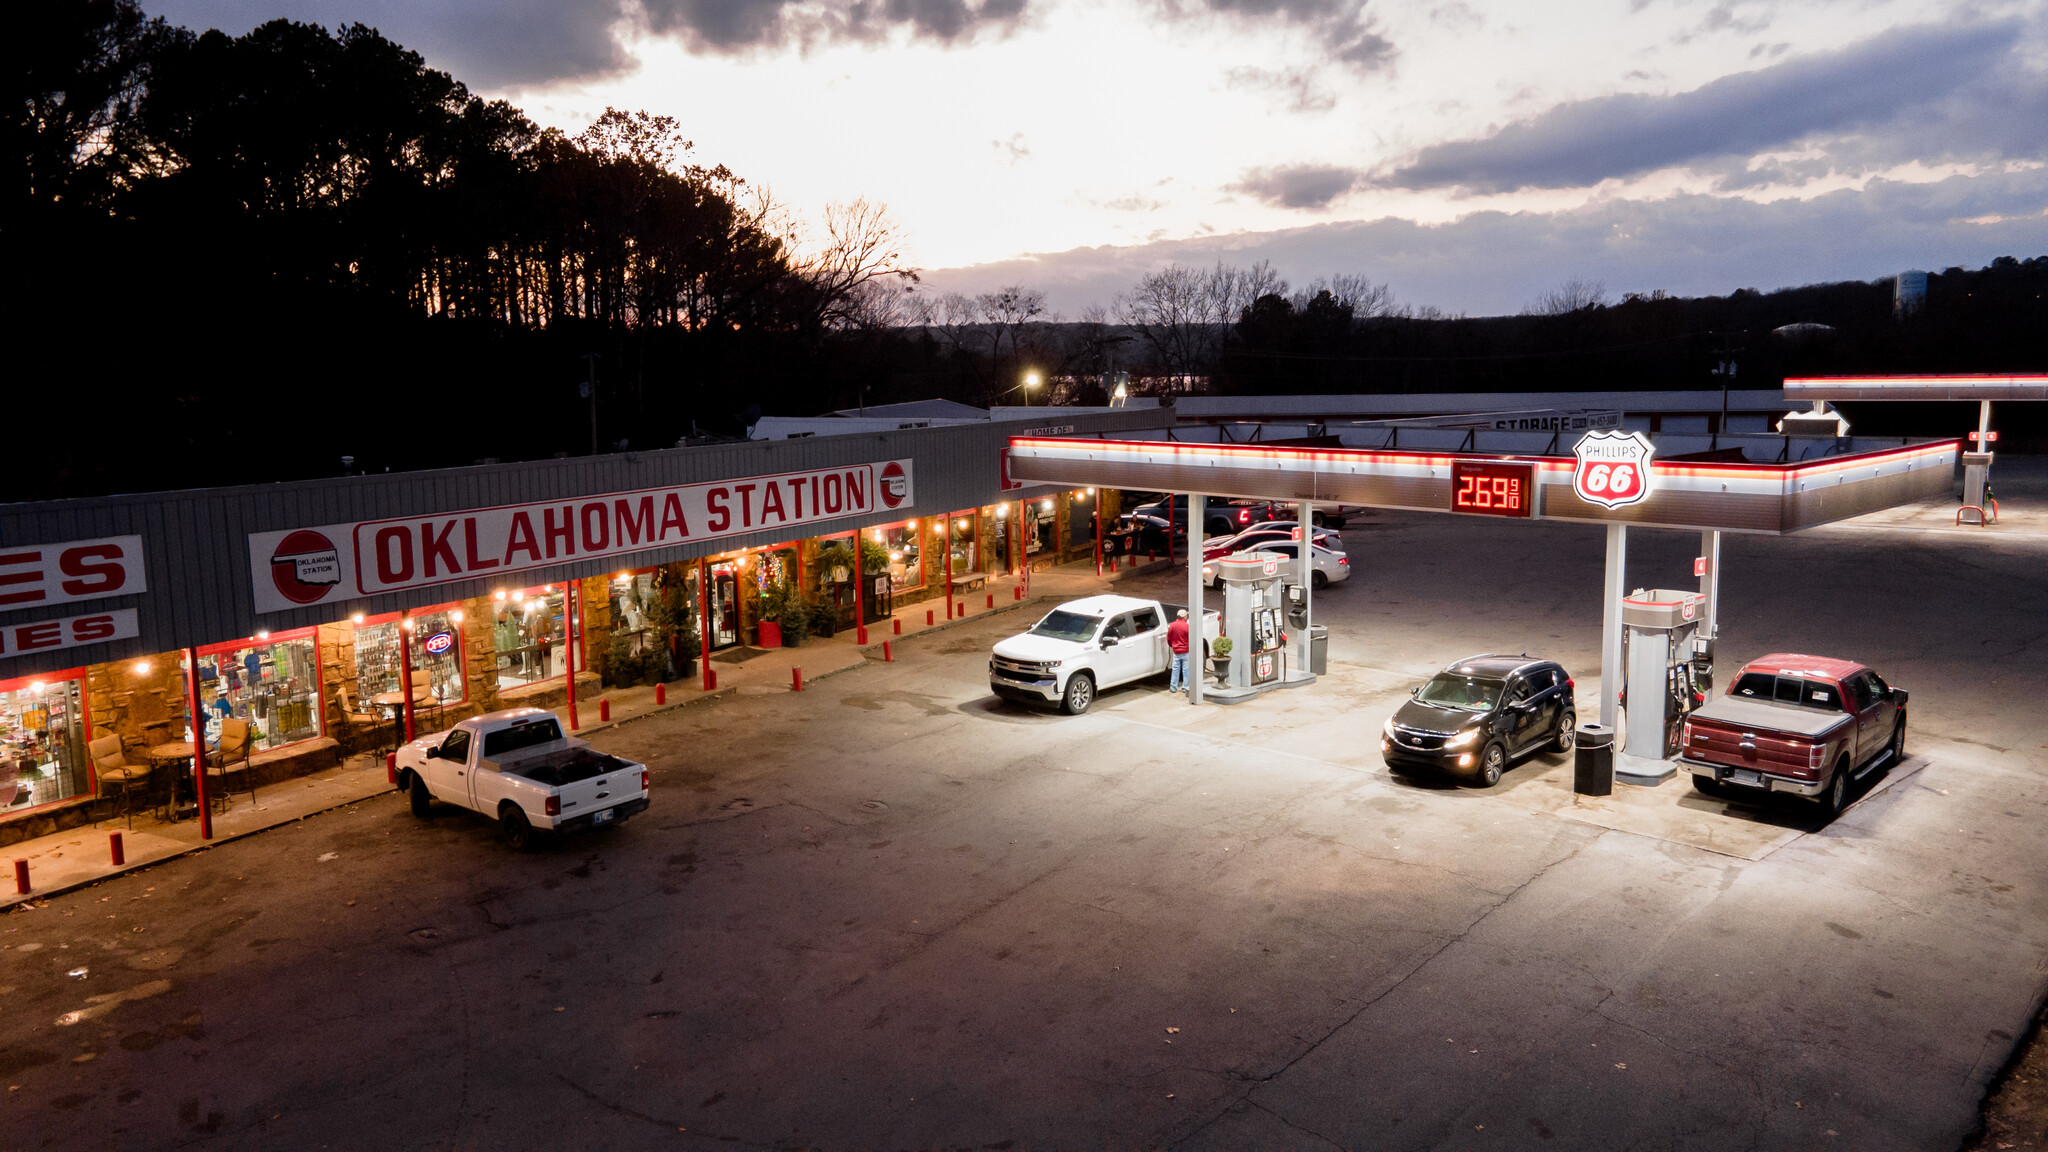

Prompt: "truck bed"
[486,743,634,787]
[1690,696,1850,739]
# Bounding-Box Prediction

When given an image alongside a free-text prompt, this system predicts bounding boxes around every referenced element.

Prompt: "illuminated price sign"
[1449,460,1536,518]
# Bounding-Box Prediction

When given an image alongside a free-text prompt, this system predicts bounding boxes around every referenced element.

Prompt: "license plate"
[1728,769,1763,787]
[591,808,613,824]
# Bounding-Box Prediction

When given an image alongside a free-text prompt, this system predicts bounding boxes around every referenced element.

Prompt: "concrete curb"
[2,780,400,913]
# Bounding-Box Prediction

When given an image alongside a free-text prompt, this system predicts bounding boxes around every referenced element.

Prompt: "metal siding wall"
[0,408,1165,678]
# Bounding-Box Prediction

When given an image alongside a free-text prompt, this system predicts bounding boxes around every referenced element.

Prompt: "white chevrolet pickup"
[989,594,1220,715]
[395,708,649,849]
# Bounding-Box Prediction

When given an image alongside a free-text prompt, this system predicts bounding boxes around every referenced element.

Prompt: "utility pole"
[580,353,600,456]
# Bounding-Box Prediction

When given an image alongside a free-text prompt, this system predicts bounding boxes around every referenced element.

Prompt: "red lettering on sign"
[0,550,44,606]
[616,497,655,546]
[707,488,731,533]
[580,502,609,552]
[733,483,757,528]
[421,521,460,578]
[58,544,128,597]
[786,478,806,519]
[71,614,118,643]
[823,474,843,514]
[375,526,415,584]
[659,493,690,539]
[503,512,541,565]
[760,481,786,524]
[17,621,62,651]
[543,506,575,558]
[843,471,866,510]
[464,517,499,570]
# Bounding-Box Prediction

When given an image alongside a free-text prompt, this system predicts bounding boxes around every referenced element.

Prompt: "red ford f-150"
[1680,653,1908,814]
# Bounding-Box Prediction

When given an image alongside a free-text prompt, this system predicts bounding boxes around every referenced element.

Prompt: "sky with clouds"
[145,0,2048,315]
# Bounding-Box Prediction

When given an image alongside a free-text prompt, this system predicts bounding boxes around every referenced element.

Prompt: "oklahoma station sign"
[247,459,916,614]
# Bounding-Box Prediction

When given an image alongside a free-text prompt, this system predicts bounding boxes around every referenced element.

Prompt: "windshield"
[1029,610,1102,643]
[1416,674,1506,711]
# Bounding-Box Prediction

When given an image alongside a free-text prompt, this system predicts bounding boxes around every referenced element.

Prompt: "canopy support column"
[1187,495,1204,706]
[1600,523,1627,738]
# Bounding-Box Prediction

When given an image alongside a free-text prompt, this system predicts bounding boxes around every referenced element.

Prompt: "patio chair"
[207,718,257,810]
[336,686,389,754]
[91,733,152,829]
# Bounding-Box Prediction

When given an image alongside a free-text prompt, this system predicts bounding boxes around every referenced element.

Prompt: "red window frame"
[0,665,95,819]
[488,584,569,688]
[352,600,471,705]
[195,626,327,750]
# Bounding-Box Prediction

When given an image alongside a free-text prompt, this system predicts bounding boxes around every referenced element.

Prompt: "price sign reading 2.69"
[1448,460,1537,518]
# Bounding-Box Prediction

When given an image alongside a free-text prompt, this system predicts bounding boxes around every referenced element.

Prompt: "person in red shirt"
[1167,609,1191,694]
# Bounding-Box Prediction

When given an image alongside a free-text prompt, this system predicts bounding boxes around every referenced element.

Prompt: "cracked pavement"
[3,470,2045,1150]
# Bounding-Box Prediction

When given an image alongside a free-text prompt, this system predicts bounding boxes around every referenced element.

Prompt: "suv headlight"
[1445,729,1479,748]
[1381,718,1397,739]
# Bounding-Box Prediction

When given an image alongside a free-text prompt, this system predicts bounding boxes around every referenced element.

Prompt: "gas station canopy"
[1005,436,1959,534]
[1785,374,2048,402]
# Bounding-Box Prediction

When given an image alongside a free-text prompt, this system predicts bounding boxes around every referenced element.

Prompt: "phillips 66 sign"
[1571,430,1655,509]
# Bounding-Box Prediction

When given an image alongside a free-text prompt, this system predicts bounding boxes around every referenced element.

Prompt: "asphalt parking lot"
[4,465,2046,1150]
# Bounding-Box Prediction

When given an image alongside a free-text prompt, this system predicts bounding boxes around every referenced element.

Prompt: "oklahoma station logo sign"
[1571,430,1655,509]
[247,459,916,614]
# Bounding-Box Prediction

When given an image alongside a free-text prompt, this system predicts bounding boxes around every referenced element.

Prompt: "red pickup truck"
[1680,653,1908,813]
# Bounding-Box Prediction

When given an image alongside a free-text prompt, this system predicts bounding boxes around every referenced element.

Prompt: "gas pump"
[1214,551,1289,693]
[1620,589,1706,770]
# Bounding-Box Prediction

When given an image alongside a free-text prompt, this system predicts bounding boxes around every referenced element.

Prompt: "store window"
[355,606,468,705]
[881,522,924,593]
[1030,498,1055,555]
[1068,492,1096,548]
[197,629,323,752]
[948,513,978,574]
[489,587,565,689]
[607,571,660,656]
[2,672,89,816]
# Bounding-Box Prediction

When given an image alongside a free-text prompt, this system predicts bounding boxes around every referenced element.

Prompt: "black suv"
[1381,655,1577,786]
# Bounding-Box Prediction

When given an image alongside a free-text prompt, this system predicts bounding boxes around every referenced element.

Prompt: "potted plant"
[779,581,811,647]
[755,579,786,649]
[1209,636,1234,682]
[648,582,697,680]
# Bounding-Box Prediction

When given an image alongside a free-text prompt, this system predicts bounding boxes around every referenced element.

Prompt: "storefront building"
[0,411,1159,845]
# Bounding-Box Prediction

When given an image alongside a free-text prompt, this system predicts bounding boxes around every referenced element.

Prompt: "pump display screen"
[1449,460,1535,518]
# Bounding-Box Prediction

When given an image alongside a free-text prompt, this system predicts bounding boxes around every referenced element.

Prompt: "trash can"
[1573,723,1614,796]
[1309,625,1329,675]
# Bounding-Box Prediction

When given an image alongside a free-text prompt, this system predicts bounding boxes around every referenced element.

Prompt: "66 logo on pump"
[1571,430,1655,509]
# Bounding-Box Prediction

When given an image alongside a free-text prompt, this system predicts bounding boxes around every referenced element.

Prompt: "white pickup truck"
[395,708,649,849]
[989,594,1220,714]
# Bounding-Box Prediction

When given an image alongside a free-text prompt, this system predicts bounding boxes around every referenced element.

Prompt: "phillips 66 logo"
[1571,430,1656,509]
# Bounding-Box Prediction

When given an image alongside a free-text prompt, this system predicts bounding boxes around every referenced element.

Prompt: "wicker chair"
[336,686,389,754]
[206,718,257,810]
[91,734,152,829]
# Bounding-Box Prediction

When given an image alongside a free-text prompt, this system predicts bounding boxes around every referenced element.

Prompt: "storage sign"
[248,460,915,614]
[0,608,140,660]
[0,536,147,612]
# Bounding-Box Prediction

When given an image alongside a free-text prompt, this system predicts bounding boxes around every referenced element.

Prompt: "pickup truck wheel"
[500,805,538,851]
[1550,710,1576,753]
[408,775,433,818]
[1477,741,1507,787]
[1824,757,1852,815]
[1890,720,1906,762]
[1061,672,1096,715]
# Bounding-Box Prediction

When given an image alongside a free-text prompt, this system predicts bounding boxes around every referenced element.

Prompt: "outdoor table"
[146,742,199,820]
[369,690,435,746]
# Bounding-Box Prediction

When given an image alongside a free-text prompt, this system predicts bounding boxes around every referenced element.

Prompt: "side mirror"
[1100,636,1119,648]
[425,745,442,760]
[1410,685,1422,697]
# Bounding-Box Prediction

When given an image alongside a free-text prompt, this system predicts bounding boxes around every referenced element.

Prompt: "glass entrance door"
[710,564,741,649]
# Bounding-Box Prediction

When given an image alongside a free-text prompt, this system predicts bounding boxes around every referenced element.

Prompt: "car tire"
[1061,673,1096,716]
[1890,719,1906,763]
[409,774,433,818]
[1477,741,1507,787]
[500,804,538,851]
[1311,571,1328,590]
[1693,773,1720,796]
[1550,710,1576,753]
[1823,756,1852,815]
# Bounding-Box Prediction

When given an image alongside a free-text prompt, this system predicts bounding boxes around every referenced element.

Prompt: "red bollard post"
[857,623,868,645]
[109,832,125,867]
[13,859,27,895]
[1014,585,1023,600]
[386,753,397,785]
[926,609,934,626]
[599,698,611,723]
[656,682,667,705]
[792,667,804,692]
[892,618,902,635]
[706,667,718,691]
[882,641,893,662]
[986,592,994,609]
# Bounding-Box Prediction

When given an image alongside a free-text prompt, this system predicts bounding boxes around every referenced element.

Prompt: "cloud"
[1164,0,1394,71]
[919,166,2048,316]
[1231,164,1363,208]
[143,0,1033,86]
[1225,65,1337,113]
[1380,21,2028,193]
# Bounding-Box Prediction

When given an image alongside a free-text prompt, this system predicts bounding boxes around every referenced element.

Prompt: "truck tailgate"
[549,766,639,823]
[1685,699,1847,775]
